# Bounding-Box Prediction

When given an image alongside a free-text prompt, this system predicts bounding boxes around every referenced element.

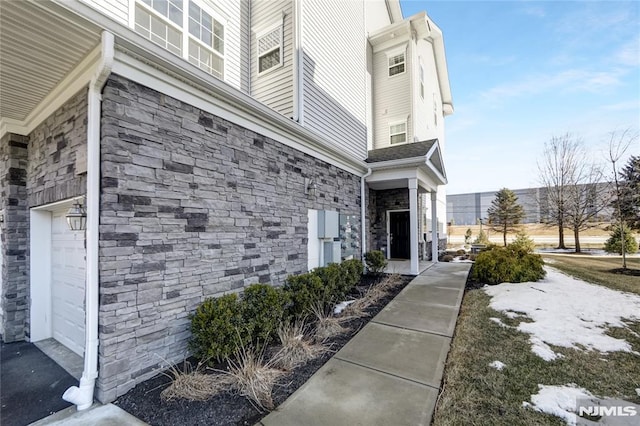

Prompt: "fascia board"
[367,156,428,171]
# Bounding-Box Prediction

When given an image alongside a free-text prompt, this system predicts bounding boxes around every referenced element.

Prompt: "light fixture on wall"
[66,200,87,231]
[304,178,317,197]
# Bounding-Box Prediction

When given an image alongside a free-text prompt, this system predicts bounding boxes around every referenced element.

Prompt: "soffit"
[0,0,101,122]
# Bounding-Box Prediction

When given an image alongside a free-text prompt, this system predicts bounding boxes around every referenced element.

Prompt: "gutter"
[62,30,114,411]
[360,168,373,264]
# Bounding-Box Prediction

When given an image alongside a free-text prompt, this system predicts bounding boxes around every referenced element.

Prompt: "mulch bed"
[609,267,640,277]
[114,274,413,426]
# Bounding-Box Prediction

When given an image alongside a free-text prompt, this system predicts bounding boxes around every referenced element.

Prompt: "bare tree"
[537,134,583,249]
[607,128,639,269]
[563,165,610,253]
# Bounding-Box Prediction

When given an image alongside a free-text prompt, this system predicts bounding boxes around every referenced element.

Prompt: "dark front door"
[389,211,410,259]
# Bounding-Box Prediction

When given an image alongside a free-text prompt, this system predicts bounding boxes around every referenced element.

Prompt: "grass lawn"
[541,254,640,295]
[433,258,640,426]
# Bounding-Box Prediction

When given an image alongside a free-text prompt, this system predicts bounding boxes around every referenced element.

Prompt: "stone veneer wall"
[369,188,409,255]
[0,134,29,341]
[96,75,362,402]
[0,89,88,342]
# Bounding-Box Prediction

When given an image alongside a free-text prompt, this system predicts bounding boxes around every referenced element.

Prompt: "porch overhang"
[0,0,102,136]
[365,139,447,190]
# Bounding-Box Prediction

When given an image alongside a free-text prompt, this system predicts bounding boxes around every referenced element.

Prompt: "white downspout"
[360,168,372,265]
[63,31,114,411]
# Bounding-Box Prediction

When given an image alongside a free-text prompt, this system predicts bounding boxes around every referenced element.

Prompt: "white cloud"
[479,68,626,105]
[614,38,640,67]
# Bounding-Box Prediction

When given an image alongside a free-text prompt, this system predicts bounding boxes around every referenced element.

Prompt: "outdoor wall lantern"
[66,201,87,231]
[304,178,317,197]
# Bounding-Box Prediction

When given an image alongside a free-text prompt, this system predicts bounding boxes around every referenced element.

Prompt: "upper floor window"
[134,0,225,79]
[257,25,283,74]
[389,121,407,144]
[419,64,425,99]
[188,1,224,78]
[135,0,183,56]
[388,52,405,76]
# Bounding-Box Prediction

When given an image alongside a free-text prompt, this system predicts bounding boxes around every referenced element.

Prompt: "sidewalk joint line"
[370,319,455,338]
[332,356,442,391]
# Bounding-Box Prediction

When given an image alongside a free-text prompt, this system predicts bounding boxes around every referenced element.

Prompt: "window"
[419,64,425,99]
[257,26,283,74]
[389,121,407,145]
[134,0,225,79]
[188,1,224,78]
[135,0,183,56]
[388,52,405,76]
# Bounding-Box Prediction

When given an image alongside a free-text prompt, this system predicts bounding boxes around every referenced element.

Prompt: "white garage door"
[51,208,86,356]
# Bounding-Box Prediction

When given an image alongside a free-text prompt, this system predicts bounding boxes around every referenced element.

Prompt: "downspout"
[63,30,114,411]
[293,0,304,123]
[360,168,372,265]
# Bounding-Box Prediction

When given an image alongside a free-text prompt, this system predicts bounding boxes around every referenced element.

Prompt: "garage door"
[51,208,86,356]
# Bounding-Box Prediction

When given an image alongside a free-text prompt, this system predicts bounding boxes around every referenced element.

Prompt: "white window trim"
[256,20,284,76]
[131,0,227,79]
[386,44,407,78]
[389,119,408,145]
[185,0,226,78]
[419,61,425,99]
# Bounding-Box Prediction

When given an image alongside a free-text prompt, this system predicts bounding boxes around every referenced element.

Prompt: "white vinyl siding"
[373,44,411,149]
[414,38,444,143]
[302,0,367,159]
[251,0,293,117]
[80,0,129,25]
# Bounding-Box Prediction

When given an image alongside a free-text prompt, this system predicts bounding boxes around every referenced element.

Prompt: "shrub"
[284,272,328,317]
[313,263,345,301]
[442,254,454,262]
[473,230,490,245]
[364,250,387,275]
[455,249,466,256]
[464,228,473,245]
[471,246,545,285]
[604,223,638,255]
[242,284,290,344]
[340,259,364,294]
[189,294,247,362]
[509,230,536,253]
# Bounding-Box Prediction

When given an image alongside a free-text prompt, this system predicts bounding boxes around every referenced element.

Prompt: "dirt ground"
[447,223,615,248]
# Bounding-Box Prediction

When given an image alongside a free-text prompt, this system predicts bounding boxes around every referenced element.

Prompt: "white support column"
[409,179,419,275]
[431,191,439,263]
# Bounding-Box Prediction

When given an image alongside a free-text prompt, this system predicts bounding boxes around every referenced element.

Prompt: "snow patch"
[489,317,509,328]
[333,300,355,315]
[525,384,595,426]
[483,267,640,360]
[489,360,505,370]
[636,388,640,397]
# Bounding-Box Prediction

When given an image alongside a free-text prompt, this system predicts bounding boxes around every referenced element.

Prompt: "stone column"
[0,133,29,342]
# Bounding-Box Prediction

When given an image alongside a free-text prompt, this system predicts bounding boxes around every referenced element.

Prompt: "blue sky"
[399,0,640,194]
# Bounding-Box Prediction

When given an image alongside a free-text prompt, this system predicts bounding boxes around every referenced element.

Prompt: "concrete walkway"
[260,262,471,426]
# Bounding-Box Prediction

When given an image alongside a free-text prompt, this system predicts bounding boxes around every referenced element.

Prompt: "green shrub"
[284,272,328,317]
[341,259,364,293]
[471,246,546,285]
[314,263,345,300]
[509,230,536,253]
[242,284,290,344]
[604,223,638,255]
[364,250,387,275]
[189,293,247,362]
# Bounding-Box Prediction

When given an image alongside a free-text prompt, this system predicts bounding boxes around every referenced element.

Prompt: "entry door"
[389,211,410,259]
[51,209,86,356]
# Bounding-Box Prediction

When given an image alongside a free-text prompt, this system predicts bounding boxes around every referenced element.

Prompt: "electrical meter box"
[318,210,339,238]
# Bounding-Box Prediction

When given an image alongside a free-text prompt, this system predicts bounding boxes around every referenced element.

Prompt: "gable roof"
[366,139,437,163]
